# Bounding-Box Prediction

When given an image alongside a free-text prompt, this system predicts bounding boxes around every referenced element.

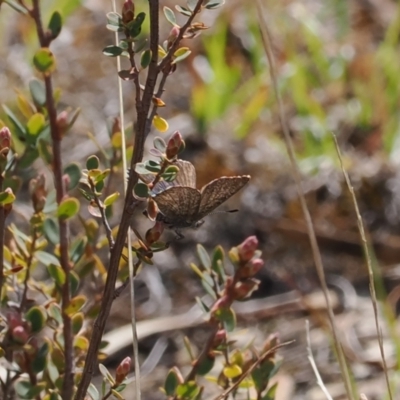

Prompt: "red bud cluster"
[115,356,131,384]
[166,131,184,159]
[237,236,258,263]
[122,0,135,23]
[56,110,69,134]
[212,329,227,347]
[167,26,180,49]
[7,311,30,345]
[0,126,11,157]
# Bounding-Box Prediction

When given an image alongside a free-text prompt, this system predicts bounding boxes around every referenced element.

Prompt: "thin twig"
[255,2,355,399]
[75,2,205,397]
[0,174,5,297]
[75,1,159,397]
[332,134,393,400]
[30,2,73,399]
[306,320,333,400]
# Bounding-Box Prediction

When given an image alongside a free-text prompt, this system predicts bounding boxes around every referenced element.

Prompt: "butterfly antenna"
[210,209,239,216]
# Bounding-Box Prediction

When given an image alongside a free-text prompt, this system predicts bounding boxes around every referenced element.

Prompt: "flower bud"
[166,131,184,159]
[232,279,259,300]
[167,26,180,49]
[12,325,29,344]
[57,110,69,134]
[237,236,259,263]
[115,356,131,384]
[0,126,11,159]
[7,311,23,330]
[62,173,71,191]
[212,329,227,347]
[236,258,264,279]
[122,0,135,23]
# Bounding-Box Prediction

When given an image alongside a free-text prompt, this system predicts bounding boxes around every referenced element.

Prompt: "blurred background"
[2,0,400,398]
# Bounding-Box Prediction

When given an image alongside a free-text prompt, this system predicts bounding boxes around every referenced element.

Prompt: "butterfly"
[151,160,250,231]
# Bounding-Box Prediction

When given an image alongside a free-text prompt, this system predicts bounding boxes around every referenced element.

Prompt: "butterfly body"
[151,160,250,230]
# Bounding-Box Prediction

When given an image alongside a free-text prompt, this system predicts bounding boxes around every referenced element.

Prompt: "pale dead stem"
[332,134,393,400]
[255,1,356,399]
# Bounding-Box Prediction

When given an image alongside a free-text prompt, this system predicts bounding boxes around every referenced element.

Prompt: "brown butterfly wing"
[152,160,196,194]
[197,176,250,219]
[153,186,201,227]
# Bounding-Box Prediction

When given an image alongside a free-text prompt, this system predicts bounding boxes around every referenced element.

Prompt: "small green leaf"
[48,11,62,39]
[133,183,149,198]
[32,341,49,373]
[106,11,122,26]
[164,368,180,396]
[70,237,87,264]
[87,383,100,400]
[73,335,89,351]
[212,245,225,279]
[3,104,27,139]
[71,312,84,334]
[57,197,80,220]
[33,48,56,74]
[102,45,124,57]
[163,6,177,26]
[29,78,46,107]
[176,381,200,398]
[25,306,47,333]
[0,190,16,205]
[111,389,124,400]
[187,0,198,12]
[65,295,87,316]
[27,113,46,138]
[99,364,115,385]
[86,155,99,170]
[153,137,166,152]
[43,218,60,245]
[197,354,215,375]
[223,364,242,379]
[104,192,120,207]
[47,263,66,286]
[70,271,80,296]
[144,160,161,173]
[262,382,278,400]
[141,49,152,69]
[195,297,210,314]
[127,12,146,37]
[172,47,191,64]
[175,5,192,17]
[64,163,81,190]
[197,244,211,269]
[35,250,60,266]
[204,0,225,9]
[215,307,236,332]
[118,69,136,80]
